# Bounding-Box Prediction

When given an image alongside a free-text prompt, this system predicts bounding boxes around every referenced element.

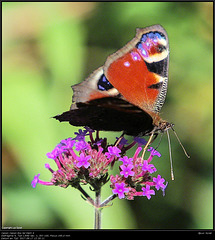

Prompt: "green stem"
[77,184,94,206]
[99,194,117,208]
[94,188,101,229]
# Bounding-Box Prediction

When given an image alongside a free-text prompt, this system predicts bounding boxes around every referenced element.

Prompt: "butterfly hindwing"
[55,97,154,136]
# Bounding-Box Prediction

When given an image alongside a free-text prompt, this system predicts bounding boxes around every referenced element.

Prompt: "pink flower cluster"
[32,128,120,189]
[32,128,168,201]
[110,147,167,200]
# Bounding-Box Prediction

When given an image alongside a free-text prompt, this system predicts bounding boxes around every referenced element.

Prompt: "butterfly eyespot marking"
[141,31,166,43]
[97,74,114,91]
[148,82,163,89]
[157,45,166,53]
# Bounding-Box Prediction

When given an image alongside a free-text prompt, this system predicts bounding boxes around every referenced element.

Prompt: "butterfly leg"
[150,133,158,144]
[141,132,155,161]
[114,132,125,147]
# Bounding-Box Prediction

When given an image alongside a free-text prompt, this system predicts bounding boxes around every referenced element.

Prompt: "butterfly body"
[54,25,171,137]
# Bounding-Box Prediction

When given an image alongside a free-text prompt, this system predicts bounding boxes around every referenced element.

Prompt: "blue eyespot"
[154,31,166,40]
[146,32,155,39]
[136,42,143,49]
[141,34,147,42]
[136,42,149,57]
[141,31,166,43]
[97,74,113,91]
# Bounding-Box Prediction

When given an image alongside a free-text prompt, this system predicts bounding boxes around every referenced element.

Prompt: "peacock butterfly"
[54,24,190,180]
[54,24,172,138]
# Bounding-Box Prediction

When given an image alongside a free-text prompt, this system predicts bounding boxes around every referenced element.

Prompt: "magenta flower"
[74,129,88,140]
[120,164,135,178]
[105,146,121,159]
[116,137,128,146]
[142,185,155,200]
[112,182,129,199]
[142,160,157,173]
[31,174,54,188]
[119,156,133,165]
[75,140,90,151]
[46,147,59,159]
[76,153,91,168]
[31,174,41,188]
[133,137,147,146]
[148,147,161,157]
[61,138,76,149]
[162,182,168,196]
[153,175,166,190]
[45,163,54,173]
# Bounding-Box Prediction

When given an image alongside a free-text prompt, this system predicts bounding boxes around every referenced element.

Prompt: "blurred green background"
[2,2,213,229]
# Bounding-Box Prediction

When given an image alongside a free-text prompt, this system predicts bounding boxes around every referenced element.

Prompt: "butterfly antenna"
[166,129,174,180]
[171,126,190,158]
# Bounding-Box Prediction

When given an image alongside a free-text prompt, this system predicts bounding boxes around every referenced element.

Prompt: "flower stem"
[77,184,94,206]
[99,194,117,208]
[94,188,101,229]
